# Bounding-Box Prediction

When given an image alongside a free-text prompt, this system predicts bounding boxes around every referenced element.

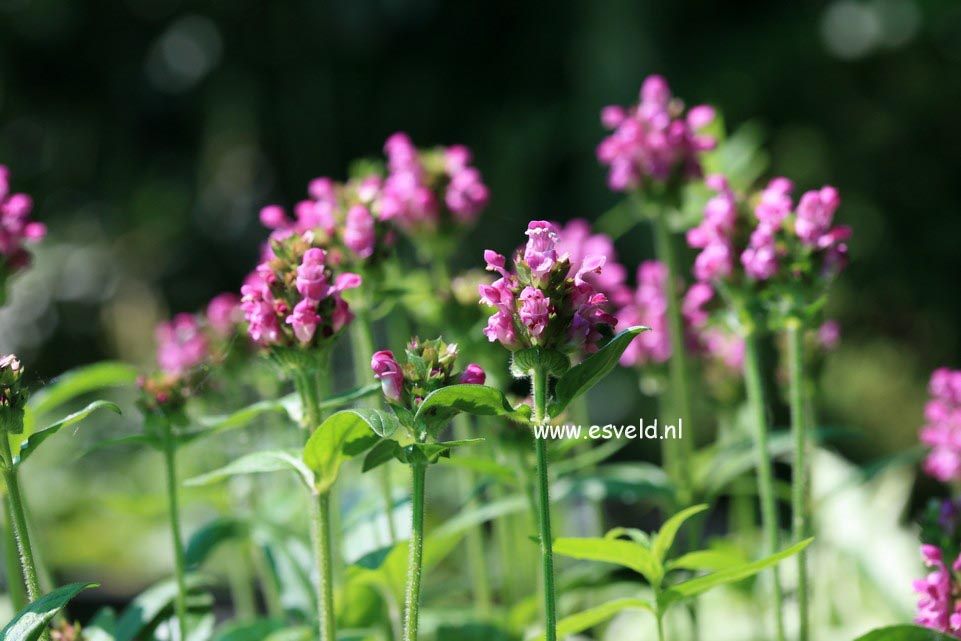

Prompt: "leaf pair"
[537,504,812,639]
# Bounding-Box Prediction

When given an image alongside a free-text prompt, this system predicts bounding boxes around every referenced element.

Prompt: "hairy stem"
[309,491,336,641]
[0,436,42,607]
[2,493,28,611]
[161,424,189,641]
[743,331,786,641]
[403,462,427,641]
[532,366,557,641]
[786,320,810,641]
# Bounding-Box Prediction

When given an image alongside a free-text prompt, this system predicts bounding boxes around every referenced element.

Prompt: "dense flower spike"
[686,175,851,325]
[0,165,46,279]
[913,544,961,636]
[241,233,361,349]
[920,368,961,483]
[596,75,717,192]
[371,337,484,413]
[480,220,617,354]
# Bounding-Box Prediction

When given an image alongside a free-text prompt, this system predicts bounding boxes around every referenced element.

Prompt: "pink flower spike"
[259,205,289,230]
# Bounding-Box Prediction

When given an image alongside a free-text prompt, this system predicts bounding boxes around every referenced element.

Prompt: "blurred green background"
[0,0,959,614]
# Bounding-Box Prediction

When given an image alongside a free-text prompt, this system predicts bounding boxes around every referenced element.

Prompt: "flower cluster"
[382,133,489,231]
[914,544,961,637]
[617,262,671,366]
[241,234,361,349]
[0,354,26,432]
[0,165,46,279]
[920,368,961,483]
[596,75,716,192]
[206,293,244,339]
[480,220,617,354]
[687,175,851,289]
[259,174,394,266]
[682,283,745,371]
[371,337,485,409]
[554,219,630,305]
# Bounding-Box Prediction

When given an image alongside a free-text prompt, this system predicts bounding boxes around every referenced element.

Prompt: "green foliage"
[184,517,249,570]
[185,450,314,490]
[0,583,98,641]
[113,576,211,641]
[12,401,120,468]
[548,326,649,417]
[303,410,381,492]
[552,503,812,635]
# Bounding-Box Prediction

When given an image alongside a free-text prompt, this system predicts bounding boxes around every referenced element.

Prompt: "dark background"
[0,0,958,594]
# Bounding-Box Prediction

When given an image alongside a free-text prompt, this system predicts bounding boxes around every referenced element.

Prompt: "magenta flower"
[480,220,617,354]
[371,350,404,402]
[795,186,841,247]
[818,320,841,351]
[206,293,242,337]
[596,75,716,192]
[616,261,671,367]
[459,363,487,385]
[920,367,961,483]
[156,313,209,376]
[286,299,322,344]
[343,204,377,259]
[914,544,961,636]
[555,219,630,305]
[0,165,46,276]
[241,234,361,349]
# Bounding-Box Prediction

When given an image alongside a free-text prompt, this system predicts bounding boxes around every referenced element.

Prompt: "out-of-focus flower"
[913,544,961,636]
[206,293,243,337]
[0,165,46,286]
[480,221,617,354]
[459,363,486,385]
[920,367,961,483]
[156,313,209,376]
[596,75,716,192]
[617,261,670,366]
[817,320,841,351]
[555,219,630,305]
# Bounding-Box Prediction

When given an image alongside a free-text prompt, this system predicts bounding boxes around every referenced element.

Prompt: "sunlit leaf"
[549,326,649,417]
[114,575,210,641]
[852,625,957,641]
[184,451,314,490]
[414,384,531,427]
[304,411,382,493]
[553,537,658,584]
[27,362,137,417]
[15,401,121,467]
[651,504,708,564]
[665,549,748,573]
[658,538,813,610]
[0,582,98,641]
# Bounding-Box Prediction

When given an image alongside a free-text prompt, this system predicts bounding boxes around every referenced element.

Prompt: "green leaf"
[666,549,748,572]
[304,411,383,493]
[413,384,531,426]
[82,433,161,456]
[15,401,121,467]
[651,504,708,564]
[529,598,654,641]
[549,326,649,417]
[658,538,813,610]
[0,582,98,641]
[27,362,137,417]
[361,439,402,472]
[83,607,117,641]
[114,576,209,641]
[852,625,958,641]
[184,450,314,490]
[552,537,658,584]
[604,527,651,547]
[185,517,249,570]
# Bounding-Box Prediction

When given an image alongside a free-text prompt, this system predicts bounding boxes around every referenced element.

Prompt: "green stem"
[309,492,336,641]
[0,439,42,605]
[656,614,666,641]
[161,424,188,641]
[403,462,427,641]
[786,320,809,641]
[742,331,785,641]
[349,311,398,544]
[532,366,557,641]
[227,542,257,620]
[648,202,694,505]
[2,494,28,611]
